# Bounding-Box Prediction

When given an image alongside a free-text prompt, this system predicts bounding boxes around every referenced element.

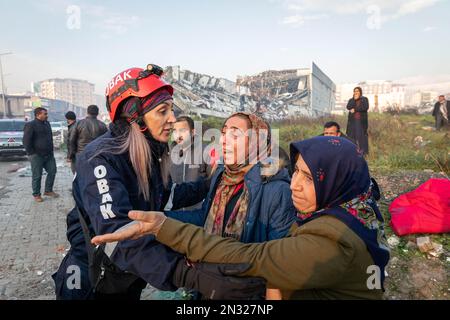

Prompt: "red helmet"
[105,64,174,122]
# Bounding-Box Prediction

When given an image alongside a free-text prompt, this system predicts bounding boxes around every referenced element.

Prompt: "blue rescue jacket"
[66,129,209,291]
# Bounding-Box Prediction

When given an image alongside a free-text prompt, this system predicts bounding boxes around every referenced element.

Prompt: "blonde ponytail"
[127,122,152,201]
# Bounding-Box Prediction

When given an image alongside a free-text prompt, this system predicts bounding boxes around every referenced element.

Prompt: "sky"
[1,0,449,94]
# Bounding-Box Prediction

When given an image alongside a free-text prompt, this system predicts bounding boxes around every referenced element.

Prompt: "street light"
[0,52,13,119]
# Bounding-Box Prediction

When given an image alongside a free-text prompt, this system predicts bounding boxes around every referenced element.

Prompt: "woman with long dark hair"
[346,87,369,155]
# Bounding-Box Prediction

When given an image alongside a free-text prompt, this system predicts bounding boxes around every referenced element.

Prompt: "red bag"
[389,178,450,236]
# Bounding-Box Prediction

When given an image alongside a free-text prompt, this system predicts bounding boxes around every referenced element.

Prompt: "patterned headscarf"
[120,87,173,127]
[290,136,390,289]
[204,112,270,240]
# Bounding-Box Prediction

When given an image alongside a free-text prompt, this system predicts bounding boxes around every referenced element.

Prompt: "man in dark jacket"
[322,121,354,142]
[432,95,450,131]
[169,116,211,210]
[69,105,107,165]
[65,111,77,174]
[23,107,59,202]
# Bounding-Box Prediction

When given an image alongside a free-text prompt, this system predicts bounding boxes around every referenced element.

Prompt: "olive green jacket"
[156,215,384,300]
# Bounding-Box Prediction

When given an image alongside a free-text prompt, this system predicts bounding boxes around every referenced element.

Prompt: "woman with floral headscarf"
[162,112,296,244]
[93,136,390,300]
[164,112,296,299]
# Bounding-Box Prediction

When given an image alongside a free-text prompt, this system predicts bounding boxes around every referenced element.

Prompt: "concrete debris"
[428,243,444,258]
[387,235,400,248]
[165,66,238,119]
[237,64,335,121]
[415,237,444,258]
[416,236,434,253]
[164,63,336,121]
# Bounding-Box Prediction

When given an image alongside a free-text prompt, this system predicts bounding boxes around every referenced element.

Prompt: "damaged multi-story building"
[164,62,335,121]
[237,63,335,120]
[164,66,238,118]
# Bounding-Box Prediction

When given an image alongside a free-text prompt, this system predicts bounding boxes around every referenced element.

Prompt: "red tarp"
[389,178,450,236]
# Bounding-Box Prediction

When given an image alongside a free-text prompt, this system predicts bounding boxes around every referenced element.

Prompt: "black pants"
[53,249,146,300]
[435,112,448,131]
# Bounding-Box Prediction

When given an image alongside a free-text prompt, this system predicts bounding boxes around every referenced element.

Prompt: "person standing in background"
[432,95,450,131]
[23,107,59,202]
[64,111,77,174]
[346,87,369,155]
[169,116,211,210]
[68,105,107,165]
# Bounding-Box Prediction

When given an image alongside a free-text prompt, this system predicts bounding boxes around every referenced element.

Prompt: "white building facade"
[335,80,406,113]
[34,78,95,109]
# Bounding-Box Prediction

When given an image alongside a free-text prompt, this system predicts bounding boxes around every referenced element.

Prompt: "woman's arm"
[157,218,352,291]
[346,98,355,110]
[165,177,210,210]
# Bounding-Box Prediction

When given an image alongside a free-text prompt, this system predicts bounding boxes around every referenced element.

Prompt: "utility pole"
[0,52,13,119]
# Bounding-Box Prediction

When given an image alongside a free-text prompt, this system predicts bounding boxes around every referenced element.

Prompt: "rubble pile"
[236,69,310,121]
[164,66,238,118]
[164,63,335,121]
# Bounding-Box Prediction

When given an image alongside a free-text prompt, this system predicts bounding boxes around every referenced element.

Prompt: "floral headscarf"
[204,112,270,240]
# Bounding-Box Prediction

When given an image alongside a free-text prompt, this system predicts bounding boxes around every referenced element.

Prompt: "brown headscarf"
[204,112,270,240]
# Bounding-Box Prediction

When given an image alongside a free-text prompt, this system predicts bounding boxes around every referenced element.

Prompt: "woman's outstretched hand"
[91,210,167,245]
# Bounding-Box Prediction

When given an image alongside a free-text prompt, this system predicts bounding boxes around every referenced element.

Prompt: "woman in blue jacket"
[167,112,296,242]
[165,112,297,299]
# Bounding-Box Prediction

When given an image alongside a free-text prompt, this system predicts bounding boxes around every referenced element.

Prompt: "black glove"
[172,259,266,300]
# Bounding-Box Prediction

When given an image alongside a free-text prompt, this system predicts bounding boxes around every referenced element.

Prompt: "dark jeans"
[435,112,448,131]
[30,153,57,196]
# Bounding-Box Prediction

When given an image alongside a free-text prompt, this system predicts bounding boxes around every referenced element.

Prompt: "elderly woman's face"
[220,116,250,166]
[290,155,317,213]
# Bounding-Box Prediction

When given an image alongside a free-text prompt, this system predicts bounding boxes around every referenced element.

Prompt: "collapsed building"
[164,62,335,121]
[164,66,238,118]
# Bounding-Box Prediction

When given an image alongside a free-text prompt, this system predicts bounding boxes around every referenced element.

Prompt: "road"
[0,151,72,299]
[0,151,185,300]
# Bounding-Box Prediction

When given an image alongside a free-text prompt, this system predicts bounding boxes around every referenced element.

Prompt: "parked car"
[0,119,27,157]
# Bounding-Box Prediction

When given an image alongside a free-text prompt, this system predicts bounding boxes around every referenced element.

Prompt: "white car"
[0,119,27,158]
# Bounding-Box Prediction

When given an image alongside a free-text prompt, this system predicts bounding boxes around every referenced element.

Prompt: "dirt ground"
[373,170,450,300]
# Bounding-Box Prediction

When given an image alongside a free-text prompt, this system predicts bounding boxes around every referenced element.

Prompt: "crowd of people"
[18,63,447,300]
